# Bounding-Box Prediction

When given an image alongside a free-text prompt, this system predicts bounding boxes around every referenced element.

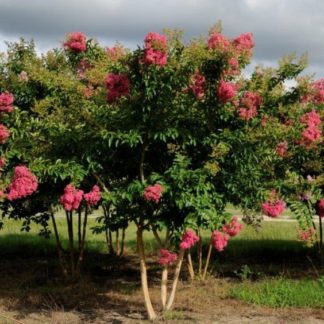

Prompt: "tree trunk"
[137,227,157,320]
[120,227,126,256]
[197,230,203,276]
[202,241,213,280]
[165,249,185,311]
[161,266,168,310]
[115,229,120,256]
[187,250,195,281]
[66,211,75,276]
[76,206,88,274]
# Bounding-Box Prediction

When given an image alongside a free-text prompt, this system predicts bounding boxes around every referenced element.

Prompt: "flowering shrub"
[179,229,199,249]
[105,73,130,103]
[233,33,254,55]
[144,184,162,203]
[159,249,177,265]
[7,166,38,200]
[64,32,87,52]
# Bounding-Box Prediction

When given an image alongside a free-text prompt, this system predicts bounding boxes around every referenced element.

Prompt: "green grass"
[230,278,324,308]
[0,212,311,259]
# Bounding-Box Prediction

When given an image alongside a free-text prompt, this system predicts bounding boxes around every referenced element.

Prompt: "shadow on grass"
[0,233,321,321]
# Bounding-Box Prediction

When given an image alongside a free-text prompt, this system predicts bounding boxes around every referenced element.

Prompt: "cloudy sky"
[1,0,324,78]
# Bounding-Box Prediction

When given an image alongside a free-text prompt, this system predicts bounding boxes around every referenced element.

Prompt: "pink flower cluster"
[0,125,10,144]
[189,72,206,100]
[106,45,126,61]
[0,92,14,113]
[222,216,243,236]
[158,249,177,266]
[262,200,286,218]
[238,91,262,121]
[208,32,230,51]
[316,198,324,218]
[7,166,38,201]
[144,32,168,66]
[276,141,288,157]
[144,184,162,204]
[64,32,87,52]
[217,80,237,103]
[300,110,322,147]
[60,184,84,211]
[179,229,199,250]
[105,73,130,103]
[84,185,101,206]
[211,230,229,252]
[233,33,254,56]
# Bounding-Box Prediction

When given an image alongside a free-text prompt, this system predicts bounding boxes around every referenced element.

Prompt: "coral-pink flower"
[208,32,230,50]
[7,166,38,200]
[0,125,10,144]
[300,110,321,127]
[222,216,243,237]
[64,32,87,52]
[211,230,229,252]
[159,249,177,266]
[233,33,254,55]
[0,92,14,113]
[60,184,84,211]
[227,58,240,75]
[190,72,206,100]
[316,198,324,218]
[276,141,288,157]
[84,185,101,206]
[262,200,286,218]
[180,229,199,250]
[144,184,162,204]
[217,80,237,103]
[105,73,130,103]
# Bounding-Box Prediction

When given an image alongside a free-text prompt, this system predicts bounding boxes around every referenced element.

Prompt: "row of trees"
[0,24,323,319]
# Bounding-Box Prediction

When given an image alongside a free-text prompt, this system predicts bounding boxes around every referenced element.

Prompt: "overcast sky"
[1,0,324,78]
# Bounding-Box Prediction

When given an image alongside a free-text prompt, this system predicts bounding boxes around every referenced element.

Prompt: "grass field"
[0,210,323,323]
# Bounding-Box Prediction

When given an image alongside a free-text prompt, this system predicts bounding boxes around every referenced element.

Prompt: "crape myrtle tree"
[0,25,322,319]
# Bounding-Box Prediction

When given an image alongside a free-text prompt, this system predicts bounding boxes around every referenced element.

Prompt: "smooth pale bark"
[165,249,185,311]
[202,242,213,280]
[187,250,195,281]
[197,230,203,276]
[137,228,157,320]
[161,267,168,310]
